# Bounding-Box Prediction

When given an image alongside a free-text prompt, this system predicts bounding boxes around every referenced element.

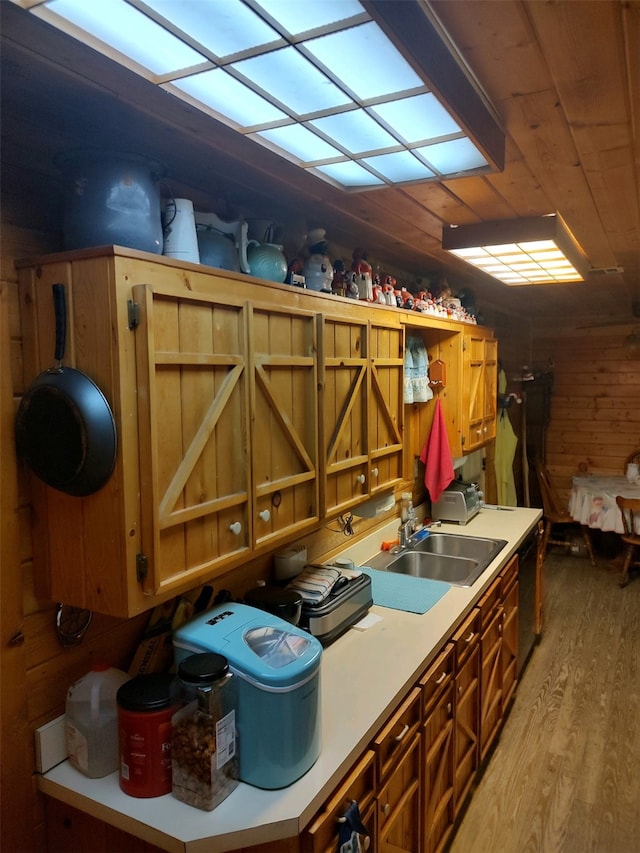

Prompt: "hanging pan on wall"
[15,283,117,497]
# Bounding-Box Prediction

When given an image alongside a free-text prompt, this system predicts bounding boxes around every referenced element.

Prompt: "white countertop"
[38,505,541,853]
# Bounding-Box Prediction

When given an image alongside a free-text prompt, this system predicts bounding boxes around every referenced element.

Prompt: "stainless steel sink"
[367,532,507,587]
[385,551,481,585]
[412,532,506,562]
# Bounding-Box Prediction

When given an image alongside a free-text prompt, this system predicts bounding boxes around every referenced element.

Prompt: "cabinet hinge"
[462,338,467,351]
[128,300,140,330]
[136,553,148,582]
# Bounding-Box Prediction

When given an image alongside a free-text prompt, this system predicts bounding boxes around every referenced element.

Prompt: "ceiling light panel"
[145,0,281,57]
[44,0,207,75]
[442,215,590,286]
[23,0,504,190]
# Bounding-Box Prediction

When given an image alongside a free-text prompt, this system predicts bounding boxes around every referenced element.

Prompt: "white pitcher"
[162,197,200,264]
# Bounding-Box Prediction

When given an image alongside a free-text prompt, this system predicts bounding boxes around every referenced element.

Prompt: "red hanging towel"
[419,399,455,503]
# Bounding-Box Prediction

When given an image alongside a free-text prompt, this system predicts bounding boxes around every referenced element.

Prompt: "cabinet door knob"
[228,522,242,535]
[356,474,366,484]
[435,671,447,684]
[464,631,475,644]
[258,509,271,522]
[382,802,391,816]
[372,467,379,477]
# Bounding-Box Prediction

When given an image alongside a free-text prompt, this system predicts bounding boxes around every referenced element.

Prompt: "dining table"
[569,475,640,535]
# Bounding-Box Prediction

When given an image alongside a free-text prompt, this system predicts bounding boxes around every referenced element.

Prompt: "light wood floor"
[449,549,640,853]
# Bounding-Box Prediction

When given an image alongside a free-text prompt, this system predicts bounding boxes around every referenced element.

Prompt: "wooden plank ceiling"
[1,0,638,327]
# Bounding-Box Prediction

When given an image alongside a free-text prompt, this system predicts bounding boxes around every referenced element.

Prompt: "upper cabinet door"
[249,304,319,548]
[319,313,403,517]
[133,283,251,598]
[368,320,404,495]
[320,314,369,517]
[463,329,498,452]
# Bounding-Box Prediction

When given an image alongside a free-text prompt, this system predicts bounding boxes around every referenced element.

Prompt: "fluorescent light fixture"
[442,214,590,285]
[20,0,505,191]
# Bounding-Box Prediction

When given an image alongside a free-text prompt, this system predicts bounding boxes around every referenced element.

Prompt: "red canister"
[117,673,179,798]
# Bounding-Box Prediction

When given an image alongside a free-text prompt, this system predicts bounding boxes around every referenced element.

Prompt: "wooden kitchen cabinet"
[420,644,455,853]
[373,687,422,853]
[17,249,320,617]
[478,574,503,761]
[401,316,497,462]
[319,311,404,517]
[301,750,376,853]
[501,556,519,710]
[451,608,480,815]
[478,555,519,760]
[461,327,498,452]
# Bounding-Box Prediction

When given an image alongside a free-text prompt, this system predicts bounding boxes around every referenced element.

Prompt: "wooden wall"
[532,323,640,506]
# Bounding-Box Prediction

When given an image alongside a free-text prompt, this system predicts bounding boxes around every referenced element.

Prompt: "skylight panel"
[255,125,344,163]
[309,110,398,155]
[419,138,488,174]
[47,0,205,75]
[231,47,351,115]
[371,93,462,144]
[171,69,287,126]
[144,0,281,57]
[256,0,366,35]
[305,22,423,100]
[26,0,506,191]
[314,161,384,188]
[361,151,435,183]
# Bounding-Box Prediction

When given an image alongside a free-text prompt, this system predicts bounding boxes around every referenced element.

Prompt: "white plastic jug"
[65,664,130,778]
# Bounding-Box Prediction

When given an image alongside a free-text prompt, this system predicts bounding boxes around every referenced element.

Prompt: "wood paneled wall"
[532,323,640,505]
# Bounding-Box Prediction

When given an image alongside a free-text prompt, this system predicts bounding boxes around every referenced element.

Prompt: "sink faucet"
[398,519,414,548]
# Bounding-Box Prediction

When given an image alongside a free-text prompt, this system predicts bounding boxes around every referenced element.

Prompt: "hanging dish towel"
[420,398,455,502]
[494,369,518,505]
[403,344,415,404]
[404,337,434,404]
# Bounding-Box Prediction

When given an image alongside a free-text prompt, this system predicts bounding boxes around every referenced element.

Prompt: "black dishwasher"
[517,526,540,675]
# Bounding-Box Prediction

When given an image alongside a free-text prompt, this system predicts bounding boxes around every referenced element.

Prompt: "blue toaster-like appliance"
[174,602,322,789]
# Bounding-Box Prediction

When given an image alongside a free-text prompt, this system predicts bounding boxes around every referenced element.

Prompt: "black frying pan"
[15,283,117,497]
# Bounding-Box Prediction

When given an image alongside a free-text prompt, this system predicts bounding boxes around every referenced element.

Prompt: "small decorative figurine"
[303,228,333,292]
[351,247,373,301]
[331,258,347,297]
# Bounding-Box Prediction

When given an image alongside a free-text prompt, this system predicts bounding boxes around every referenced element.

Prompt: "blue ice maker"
[174,603,322,789]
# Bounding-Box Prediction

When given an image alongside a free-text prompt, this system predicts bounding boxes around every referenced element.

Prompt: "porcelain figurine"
[303,227,333,292]
[351,247,373,301]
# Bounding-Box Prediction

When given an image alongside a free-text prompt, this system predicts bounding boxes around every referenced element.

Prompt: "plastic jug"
[65,664,130,778]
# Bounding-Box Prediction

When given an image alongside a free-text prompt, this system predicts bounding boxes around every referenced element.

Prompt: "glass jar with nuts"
[171,653,239,811]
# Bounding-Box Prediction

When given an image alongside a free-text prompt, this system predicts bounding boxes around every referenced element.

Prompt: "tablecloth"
[569,475,640,534]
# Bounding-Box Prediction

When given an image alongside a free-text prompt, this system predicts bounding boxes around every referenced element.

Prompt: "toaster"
[431,481,483,525]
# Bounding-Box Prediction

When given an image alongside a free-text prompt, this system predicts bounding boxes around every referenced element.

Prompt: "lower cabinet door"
[423,683,455,853]
[377,732,421,853]
[479,604,503,760]
[453,643,480,815]
[302,750,376,853]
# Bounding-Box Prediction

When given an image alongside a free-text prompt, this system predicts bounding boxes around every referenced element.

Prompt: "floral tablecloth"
[569,475,640,535]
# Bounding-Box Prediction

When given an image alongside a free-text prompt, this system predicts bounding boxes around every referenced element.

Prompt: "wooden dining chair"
[535,460,597,567]
[615,495,640,587]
